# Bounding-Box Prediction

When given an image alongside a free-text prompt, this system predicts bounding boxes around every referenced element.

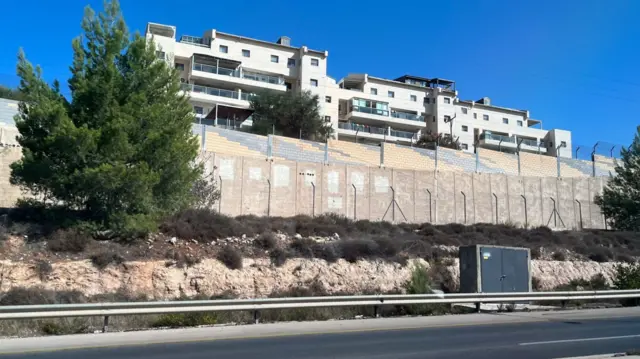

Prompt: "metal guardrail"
[1,290,639,324]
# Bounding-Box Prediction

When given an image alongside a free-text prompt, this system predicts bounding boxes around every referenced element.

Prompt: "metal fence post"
[492,193,498,224]
[218,175,223,213]
[102,316,109,333]
[461,191,467,224]
[426,189,432,223]
[352,184,357,220]
[311,182,316,217]
[267,179,271,217]
[521,195,528,228]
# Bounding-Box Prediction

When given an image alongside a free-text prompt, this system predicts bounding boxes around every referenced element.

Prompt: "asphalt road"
[2,309,640,359]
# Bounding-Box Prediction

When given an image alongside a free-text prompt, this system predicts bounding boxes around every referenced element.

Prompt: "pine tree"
[10,0,200,234]
[595,126,640,231]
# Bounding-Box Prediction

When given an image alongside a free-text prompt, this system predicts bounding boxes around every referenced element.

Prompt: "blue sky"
[1,0,638,153]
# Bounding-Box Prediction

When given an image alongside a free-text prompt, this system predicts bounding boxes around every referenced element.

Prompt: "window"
[324,116,331,122]
[502,118,509,124]
[388,91,395,98]
[517,120,523,127]
[461,143,469,150]
[444,115,451,122]
[193,106,203,115]
[174,63,184,71]
[325,96,332,103]
[410,94,417,102]
[311,58,319,66]
[310,79,318,87]
[461,108,468,114]
[287,58,296,67]
[285,82,292,91]
[561,141,567,147]
[271,55,279,63]
[462,125,468,132]
[483,114,489,121]
[424,97,430,104]
[370,88,378,95]
[444,97,451,104]
[473,113,478,119]
[432,116,436,122]
[219,45,228,53]
[155,51,165,60]
[242,49,250,57]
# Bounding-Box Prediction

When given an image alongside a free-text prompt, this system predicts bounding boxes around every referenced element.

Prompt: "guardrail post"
[374,305,380,318]
[102,315,109,333]
[475,302,481,313]
[253,310,261,324]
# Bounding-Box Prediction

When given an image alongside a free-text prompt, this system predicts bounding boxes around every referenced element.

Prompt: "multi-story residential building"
[145,22,573,158]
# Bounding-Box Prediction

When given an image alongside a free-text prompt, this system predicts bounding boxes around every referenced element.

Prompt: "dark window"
[242,49,250,57]
[287,58,296,67]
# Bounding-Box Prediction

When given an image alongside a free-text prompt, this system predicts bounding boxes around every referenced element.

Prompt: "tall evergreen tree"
[10,0,200,234]
[595,126,640,231]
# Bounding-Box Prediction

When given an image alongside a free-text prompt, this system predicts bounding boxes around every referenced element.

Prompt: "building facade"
[146,22,573,158]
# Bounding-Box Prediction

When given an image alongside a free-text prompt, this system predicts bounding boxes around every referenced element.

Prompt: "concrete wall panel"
[241,157,271,216]
[436,171,455,224]
[296,162,324,217]
[557,178,576,229]
[573,177,591,229]
[414,171,436,223]
[523,177,543,228]
[346,165,370,221]
[490,174,509,225]
[392,169,415,223]
[322,164,347,216]
[369,167,393,222]
[507,176,525,226]
[454,172,474,224]
[541,177,559,228]
[588,177,606,229]
[270,159,296,217]
[214,154,243,216]
[472,173,492,224]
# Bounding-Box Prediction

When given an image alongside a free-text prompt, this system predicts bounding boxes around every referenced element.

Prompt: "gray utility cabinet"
[459,245,531,293]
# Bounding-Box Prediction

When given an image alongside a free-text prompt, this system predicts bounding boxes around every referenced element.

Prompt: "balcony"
[180,35,210,47]
[181,83,253,107]
[391,111,424,123]
[337,122,417,144]
[191,62,286,91]
[352,105,389,117]
[478,132,547,154]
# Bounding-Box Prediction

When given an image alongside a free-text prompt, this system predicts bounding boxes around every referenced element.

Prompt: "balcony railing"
[519,138,540,147]
[192,63,284,86]
[390,129,416,139]
[480,132,516,144]
[391,112,424,122]
[338,122,387,135]
[180,35,210,47]
[181,83,254,101]
[350,105,389,117]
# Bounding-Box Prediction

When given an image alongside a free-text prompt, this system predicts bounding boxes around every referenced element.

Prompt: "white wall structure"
[145,22,572,158]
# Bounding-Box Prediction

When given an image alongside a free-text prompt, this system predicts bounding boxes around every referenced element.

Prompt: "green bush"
[613,263,640,306]
[151,312,218,328]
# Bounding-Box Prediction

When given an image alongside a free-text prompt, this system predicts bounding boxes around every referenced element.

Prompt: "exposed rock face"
[0,258,620,300]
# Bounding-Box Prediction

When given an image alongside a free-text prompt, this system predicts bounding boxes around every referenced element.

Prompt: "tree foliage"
[0,85,25,101]
[595,126,640,231]
[416,132,461,150]
[249,90,332,141]
[10,0,201,235]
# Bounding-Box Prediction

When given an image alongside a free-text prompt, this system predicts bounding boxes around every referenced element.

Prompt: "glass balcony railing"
[391,112,424,122]
[390,129,416,139]
[519,138,540,147]
[192,63,284,86]
[480,132,516,143]
[338,122,387,135]
[350,105,389,117]
[181,83,255,101]
[179,35,210,47]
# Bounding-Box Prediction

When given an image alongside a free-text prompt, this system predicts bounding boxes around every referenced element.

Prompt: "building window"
[432,116,436,122]
[242,49,250,57]
[271,55,279,63]
[410,94,417,102]
[287,58,296,67]
[219,45,228,53]
[444,97,451,104]
[311,58,319,66]
[371,88,378,95]
[324,116,331,122]
[461,143,469,150]
[502,118,509,124]
[483,114,489,121]
[325,96,331,103]
[461,107,468,114]
[285,82,292,91]
[194,106,203,115]
[444,115,451,122]
[462,125,468,132]
[473,113,477,119]
[388,91,395,98]
[155,51,165,60]
[517,120,523,127]
[561,141,567,147]
[174,63,184,71]
[310,79,318,87]
[424,97,430,104]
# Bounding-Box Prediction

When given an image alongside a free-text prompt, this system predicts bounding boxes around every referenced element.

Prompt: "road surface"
[1,307,639,358]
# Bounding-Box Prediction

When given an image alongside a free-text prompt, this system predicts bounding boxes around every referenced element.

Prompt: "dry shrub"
[255,232,278,250]
[217,246,243,270]
[90,250,125,270]
[34,260,53,281]
[47,229,91,253]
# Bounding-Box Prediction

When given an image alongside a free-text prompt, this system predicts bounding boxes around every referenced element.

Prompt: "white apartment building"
[145,22,573,158]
